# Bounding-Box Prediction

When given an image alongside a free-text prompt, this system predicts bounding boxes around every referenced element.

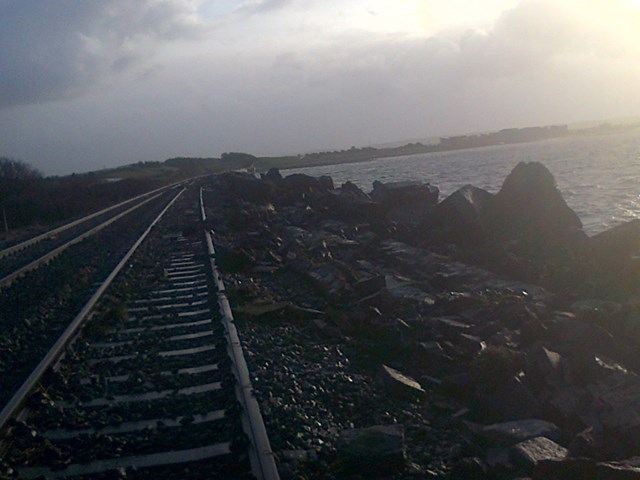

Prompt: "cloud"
[2,0,640,175]
[0,0,203,109]
[239,0,294,15]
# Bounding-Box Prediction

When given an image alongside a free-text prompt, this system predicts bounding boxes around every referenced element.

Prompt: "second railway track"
[0,181,278,479]
[0,183,181,288]
[0,186,183,409]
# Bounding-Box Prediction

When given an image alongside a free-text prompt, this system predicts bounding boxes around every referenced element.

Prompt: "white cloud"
[1,0,640,174]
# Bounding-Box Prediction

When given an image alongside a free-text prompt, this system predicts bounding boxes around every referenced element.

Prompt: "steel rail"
[200,187,280,480]
[0,182,183,261]
[0,189,170,288]
[0,188,185,433]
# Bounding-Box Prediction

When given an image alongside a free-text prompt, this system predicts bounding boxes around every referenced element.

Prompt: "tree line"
[0,158,166,233]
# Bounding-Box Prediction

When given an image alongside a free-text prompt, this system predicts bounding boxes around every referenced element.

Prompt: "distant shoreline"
[92,121,640,182]
[258,122,640,173]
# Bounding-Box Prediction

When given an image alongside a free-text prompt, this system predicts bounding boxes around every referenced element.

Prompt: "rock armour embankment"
[203,163,640,479]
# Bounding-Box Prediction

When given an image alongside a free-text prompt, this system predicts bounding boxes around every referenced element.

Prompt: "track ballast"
[0,182,278,479]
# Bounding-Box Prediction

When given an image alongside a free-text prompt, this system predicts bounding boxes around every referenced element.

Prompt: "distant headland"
[153,121,640,177]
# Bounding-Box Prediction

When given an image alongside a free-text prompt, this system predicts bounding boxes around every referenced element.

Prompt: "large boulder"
[278,173,332,204]
[340,181,370,199]
[221,171,275,204]
[419,184,496,247]
[489,162,588,287]
[371,180,438,226]
[326,182,383,222]
[262,167,283,182]
[493,162,582,236]
[371,180,439,206]
[581,220,640,300]
[590,220,640,260]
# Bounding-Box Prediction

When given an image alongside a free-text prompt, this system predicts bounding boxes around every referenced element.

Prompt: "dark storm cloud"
[0,0,202,109]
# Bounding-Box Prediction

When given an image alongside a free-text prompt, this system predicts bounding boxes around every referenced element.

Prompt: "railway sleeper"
[0,184,275,479]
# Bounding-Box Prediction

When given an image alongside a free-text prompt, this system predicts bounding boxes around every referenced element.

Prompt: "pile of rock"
[202,162,640,479]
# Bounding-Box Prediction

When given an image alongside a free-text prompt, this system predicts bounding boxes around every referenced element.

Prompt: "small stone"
[380,364,426,398]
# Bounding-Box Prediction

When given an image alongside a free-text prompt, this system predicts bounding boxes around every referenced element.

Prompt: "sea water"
[284,129,640,234]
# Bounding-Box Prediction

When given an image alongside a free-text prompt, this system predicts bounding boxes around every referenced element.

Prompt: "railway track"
[0,183,181,288]
[0,185,184,409]
[0,182,278,479]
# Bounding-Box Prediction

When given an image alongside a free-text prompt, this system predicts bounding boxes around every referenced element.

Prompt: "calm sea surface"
[284,129,640,234]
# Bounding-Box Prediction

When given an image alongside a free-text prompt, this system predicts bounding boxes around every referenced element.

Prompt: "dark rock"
[449,456,488,479]
[533,457,640,480]
[216,246,256,272]
[471,346,524,389]
[326,189,383,223]
[493,162,582,235]
[371,180,438,226]
[430,316,472,335]
[519,319,550,347]
[224,171,275,204]
[410,340,450,372]
[318,175,334,190]
[263,167,283,182]
[282,173,324,192]
[489,162,588,282]
[545,384,590,427]
[481,419,561,445]
[354,288,395,312]
[550,314,618,357]
[561,351,630,387]
[435,291,489,315]
[568,427,598,458]
[590,219,640,262]
[441,372,475,398]
[371,180,439,207]
[525,344,562,387]
[311,319,342,338]
[379,364,426,398]
[338,424,405,476]
[235,301,291,318]
[384,275,437,306]
[509,436,568,469]
[353,275,386,297]
[307,264,347,298]
[418,341,444,356]
[278,173,330,204]
[482,375,541,421]
[484,448,513,477]
[424,184,495,247]
[457,333,486,355]
[583,220,640,300]
[341,181,369,199]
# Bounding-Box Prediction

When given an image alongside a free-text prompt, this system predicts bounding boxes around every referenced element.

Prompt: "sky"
[1,0,640,175]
